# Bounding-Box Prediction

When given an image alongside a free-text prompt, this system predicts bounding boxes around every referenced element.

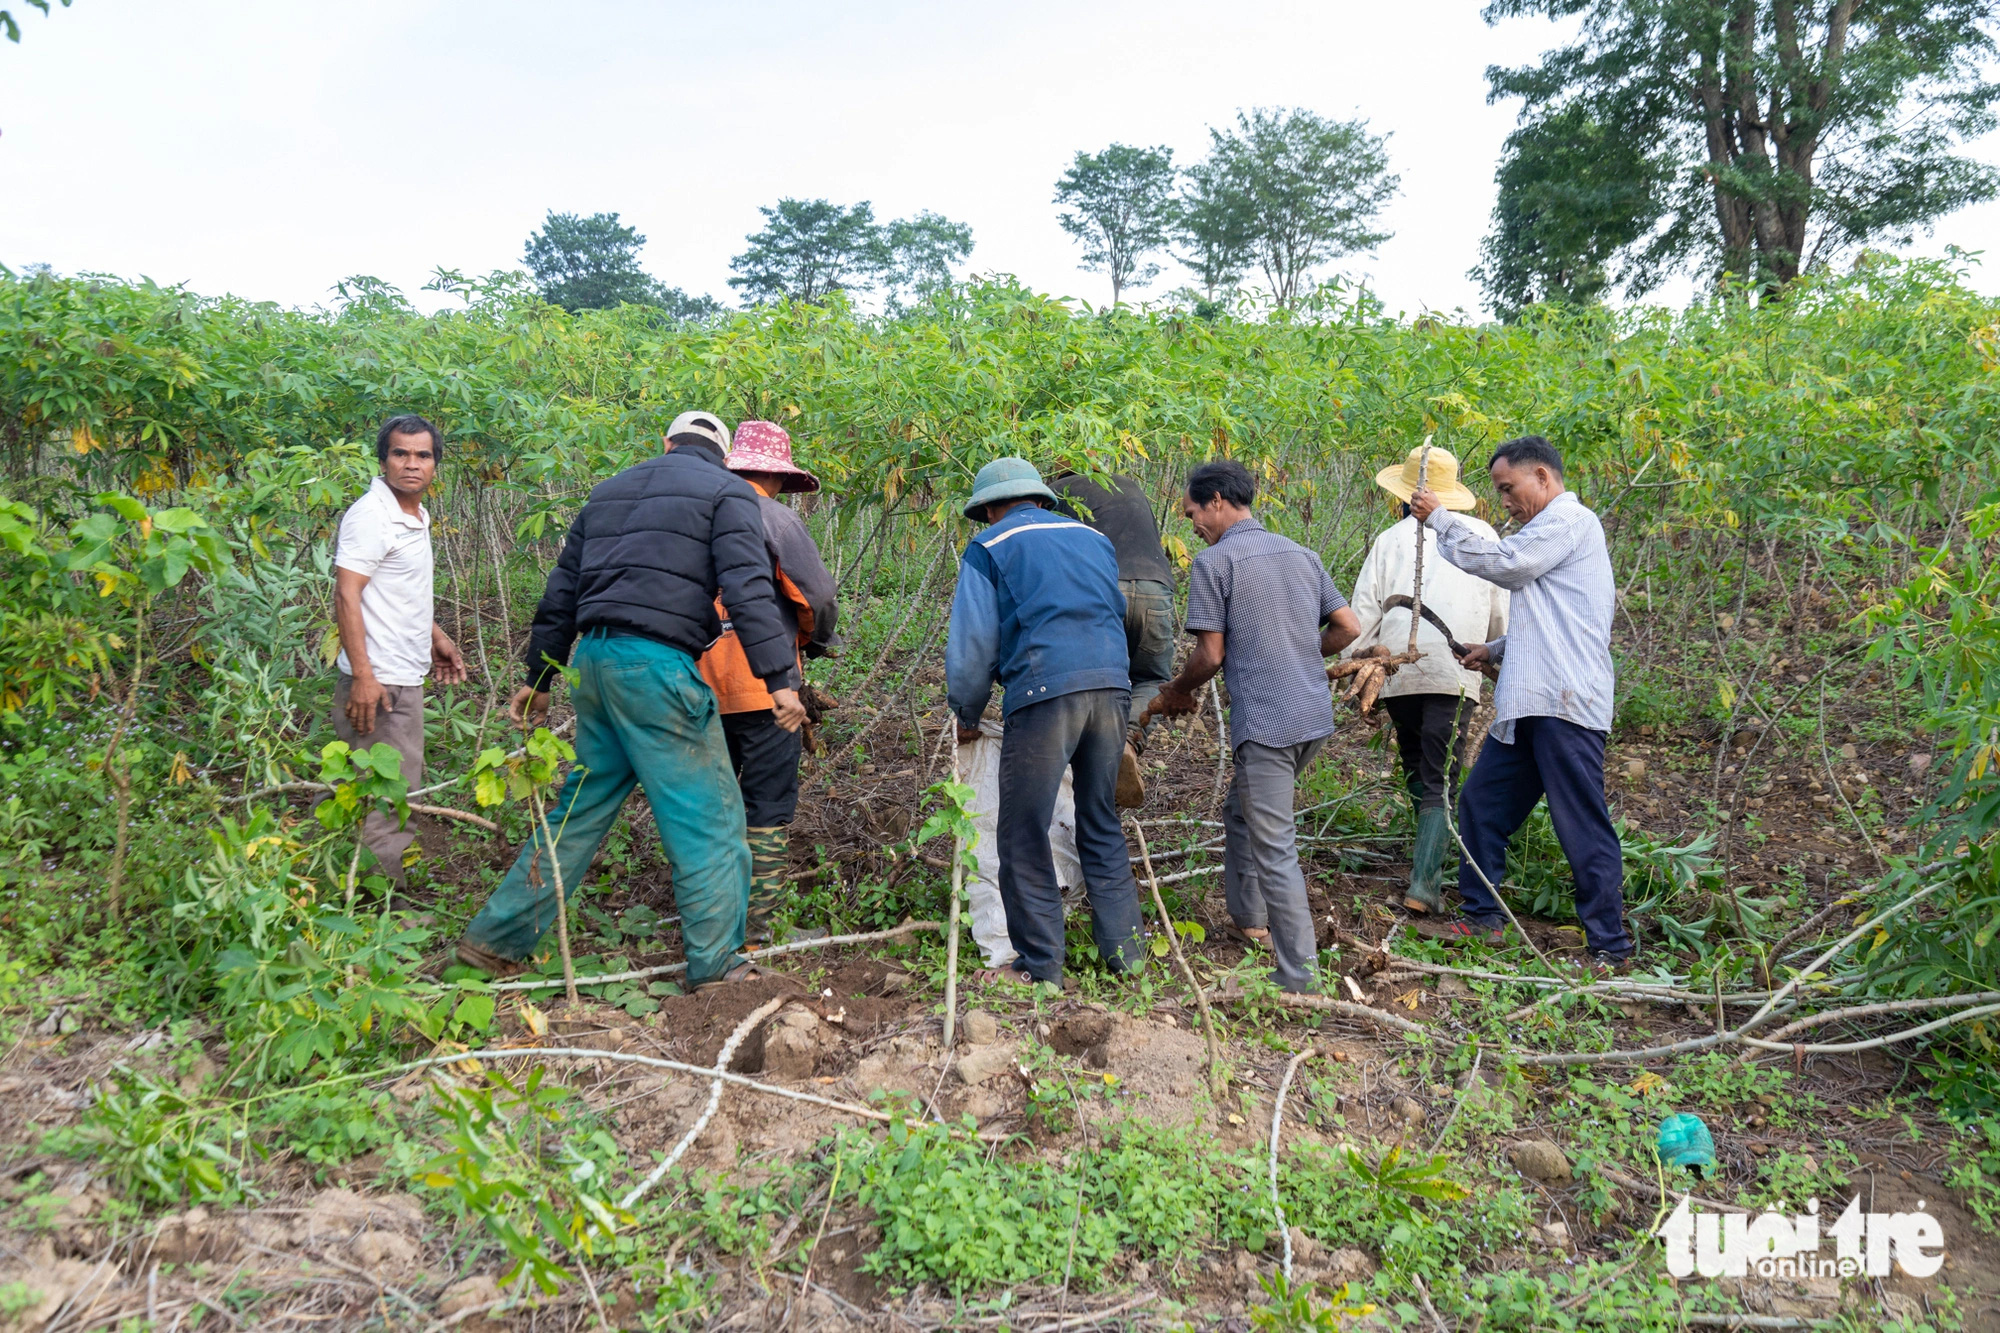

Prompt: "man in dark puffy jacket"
[453,411,800,989]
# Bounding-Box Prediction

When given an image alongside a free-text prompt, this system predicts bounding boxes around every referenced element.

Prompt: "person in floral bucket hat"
[698,420,839,942]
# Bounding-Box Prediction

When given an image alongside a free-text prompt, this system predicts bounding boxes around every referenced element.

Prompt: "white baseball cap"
[666,410,731,452]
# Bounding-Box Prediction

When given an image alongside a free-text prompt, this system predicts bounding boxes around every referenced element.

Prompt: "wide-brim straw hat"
[1375,444,1478,511]
[726,420,820,494]
[963,457,1058,519]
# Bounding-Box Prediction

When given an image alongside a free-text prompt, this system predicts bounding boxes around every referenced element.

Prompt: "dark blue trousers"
[1455,715,1632,956]
[997,687,1147,983]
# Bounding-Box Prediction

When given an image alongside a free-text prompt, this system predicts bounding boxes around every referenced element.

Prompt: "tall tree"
[1483,0,2000,295]
[1173,160,1256,304]
[882,210,975,311]
[1472,106,1667,319]
[729,199,889,305]
[1053,144,1178,305]
[1206,108,1398,309]
[522,211,671,312]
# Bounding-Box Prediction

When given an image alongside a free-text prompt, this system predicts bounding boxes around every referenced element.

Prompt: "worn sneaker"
[1585,948,1638,978]
[1115,741,1147,808]
[1429,917,1506,945]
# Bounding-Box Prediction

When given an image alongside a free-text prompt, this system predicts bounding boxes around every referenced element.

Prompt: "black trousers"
[722,709,802,826]
[1456,716,1631,956]
[1383,694,1474,812]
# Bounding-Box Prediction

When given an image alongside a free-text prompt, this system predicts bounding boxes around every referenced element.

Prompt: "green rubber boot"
[743,825,790,943]
[1403,807,1451,916]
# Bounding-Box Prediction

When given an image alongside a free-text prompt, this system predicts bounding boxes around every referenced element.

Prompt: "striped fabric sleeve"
[1424,506,1580,592]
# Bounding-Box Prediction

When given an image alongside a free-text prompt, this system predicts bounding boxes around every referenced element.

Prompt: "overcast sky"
[2,0,1995,320]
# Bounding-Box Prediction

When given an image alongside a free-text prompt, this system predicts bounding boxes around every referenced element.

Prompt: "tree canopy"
[520,211,715,318]
[1481,0,2000,299]
[1053,144,1179,305]
[1205,108,1398,309]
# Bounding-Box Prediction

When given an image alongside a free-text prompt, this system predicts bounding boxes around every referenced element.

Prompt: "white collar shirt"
[1343,514,1509,701]
[333,476,435,687]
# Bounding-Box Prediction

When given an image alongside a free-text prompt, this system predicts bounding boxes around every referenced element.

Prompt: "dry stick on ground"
[1208,989,1430,1037]
[1509,879,1959,1065]
[791,1148,845,1331]
[1756,991,2000,1042]
[618,996,788,1209]
[1209,679,1227,810]
[1269,1045,1318,1283]
[1131,818,1227,1098]
[942,740,965,1052]
[1818,679,1884,871]
[487,919,942,992]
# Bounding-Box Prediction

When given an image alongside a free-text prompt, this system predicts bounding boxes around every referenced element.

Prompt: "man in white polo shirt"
[332,414,467,887]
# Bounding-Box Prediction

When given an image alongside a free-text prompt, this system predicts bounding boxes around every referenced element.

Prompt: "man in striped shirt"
[1153,460,1360,994]
[1409,435,1634,968]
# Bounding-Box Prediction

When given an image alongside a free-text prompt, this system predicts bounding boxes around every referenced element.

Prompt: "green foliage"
[313,739,410,835]
[729,199,885,305]
[473,727,576,808]
[418,1068,632,1295]
[1484,0,2000,291]
[1474,104,1665,319]
[168,807,433,1078]
[1944,1119,2000,1233]
[51,1071,240,1206]
[1249,1273,1378,1330]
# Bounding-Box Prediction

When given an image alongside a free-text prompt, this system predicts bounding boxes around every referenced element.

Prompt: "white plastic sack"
[957,718,1082,968]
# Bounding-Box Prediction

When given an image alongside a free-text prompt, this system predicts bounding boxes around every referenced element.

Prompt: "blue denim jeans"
[1455,715,1631,956]
[461,632,750,984]
[997,687,1147,983]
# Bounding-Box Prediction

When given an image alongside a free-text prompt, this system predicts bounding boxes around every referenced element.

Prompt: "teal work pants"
[461,632,749,984]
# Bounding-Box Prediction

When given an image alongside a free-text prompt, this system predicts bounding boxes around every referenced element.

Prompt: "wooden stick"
[943,738,964,1051]
[1132,818,1227,1098]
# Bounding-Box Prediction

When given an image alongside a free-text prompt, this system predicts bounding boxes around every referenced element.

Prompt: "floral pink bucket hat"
[726,420,820,494]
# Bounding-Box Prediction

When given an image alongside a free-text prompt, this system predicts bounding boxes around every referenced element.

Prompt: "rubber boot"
[1116,741,1147,808]
[743,825,790,944]
[1402,807,1451,915]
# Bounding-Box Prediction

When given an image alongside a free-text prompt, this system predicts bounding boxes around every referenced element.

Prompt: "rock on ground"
[1507,1139,1573,1183]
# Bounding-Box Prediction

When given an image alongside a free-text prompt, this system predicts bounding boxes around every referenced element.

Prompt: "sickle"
[1381,594,1469,659]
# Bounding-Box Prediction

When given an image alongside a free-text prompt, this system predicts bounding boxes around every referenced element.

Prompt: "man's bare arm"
[1153,630,1225,716]
[1319,606,1361,657]
[334,567,383,735]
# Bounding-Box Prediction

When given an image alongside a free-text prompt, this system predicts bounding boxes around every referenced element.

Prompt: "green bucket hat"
[964,457,1058,520]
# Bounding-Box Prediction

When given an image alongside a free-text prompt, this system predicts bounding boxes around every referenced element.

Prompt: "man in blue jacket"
[946,458,1147,988]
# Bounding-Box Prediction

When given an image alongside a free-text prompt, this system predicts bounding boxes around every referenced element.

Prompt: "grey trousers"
[1222,735,1326,993]
[332,675,425,883]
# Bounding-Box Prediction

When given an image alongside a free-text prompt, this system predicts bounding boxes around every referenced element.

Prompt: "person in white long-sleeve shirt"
[1342,445,1508,917]
[1409,435,1633,969]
